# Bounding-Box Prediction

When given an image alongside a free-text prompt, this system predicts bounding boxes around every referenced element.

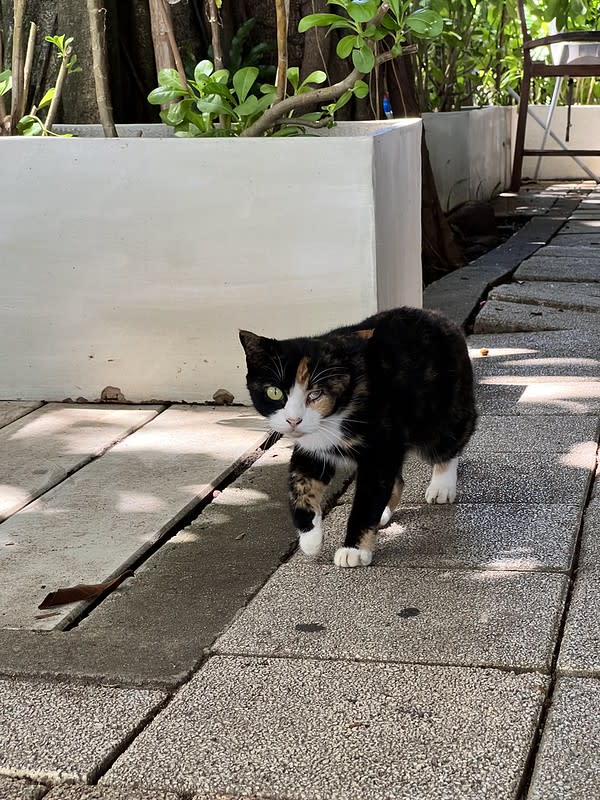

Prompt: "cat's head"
[239,329,367,457]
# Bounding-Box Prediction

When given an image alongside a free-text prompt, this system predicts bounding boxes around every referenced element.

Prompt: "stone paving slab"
[466,415,598,453]
[0,677,164,784]
[527,677,600,799]
[103,655,547,800]
[475,299,600,333]
[400,450,594,505]
[580,485,600,567]
[557,569,600,676]
[0,776,47,800]
[317,502,579,571]
[552,234,600,248]
[488,281,600,313]
[0,402,42,430]
[475,380,600,416]
[0,406,267,631]
[529,244,600,260]
[0,404,162,522]
[44,787,180,800]
[560,219,600,234]
[214,562,565,670]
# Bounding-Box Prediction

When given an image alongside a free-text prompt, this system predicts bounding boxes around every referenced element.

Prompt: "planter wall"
[0,120,422,403]
[423,107,512,212]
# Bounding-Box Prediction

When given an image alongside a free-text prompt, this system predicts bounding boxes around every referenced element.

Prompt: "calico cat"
[240,307,477,568]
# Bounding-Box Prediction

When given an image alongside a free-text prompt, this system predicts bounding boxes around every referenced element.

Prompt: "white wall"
[0,121,422,403]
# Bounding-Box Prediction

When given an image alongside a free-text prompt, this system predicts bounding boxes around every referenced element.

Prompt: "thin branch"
[44,49,69,132]
[10,0,26,134]
[158,0,187,86]
[87,0,118,137]
[205,0,223,70]
[275,0,289,103]
[0,34,9,134]
[281,116,334,129]
[20,22,37,120]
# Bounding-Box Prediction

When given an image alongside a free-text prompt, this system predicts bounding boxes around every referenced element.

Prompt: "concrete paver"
[527,677,600,799]
[553,234,600,247]
[475,299,600,333]
[465,415,598,453]
[487,281,600,313]
[0,677,164,784]
[557,569,600,675]
[0,404,162,522]
[320,502,579,571]
[560,219,600,234]
[580,486,600,567]
[399,450,594,505]
[104,656,547,800]
[0,776,47,800]
[44,787,180,800]
[0,402,42,430]
[214,562,565,670]
[513,256,600,283]
[1,406,267,631]
[475,380,600,416]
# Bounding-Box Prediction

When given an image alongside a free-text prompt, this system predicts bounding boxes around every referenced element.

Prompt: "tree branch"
[87,1,118,137]
[274,0,289,103]
[10,0,26,134]
[205,0,223,70]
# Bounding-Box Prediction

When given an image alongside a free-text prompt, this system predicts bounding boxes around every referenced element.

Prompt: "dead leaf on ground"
[38,570,134,609]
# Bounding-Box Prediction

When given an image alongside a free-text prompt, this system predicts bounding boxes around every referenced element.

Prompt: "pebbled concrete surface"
[0,402,42,430]
[580,483,600,567]
[486,281,600,314]
[214,562,566,670]
[514,255,600,283]
[557,569,600,676]
[0,776,47,800]
[527,677,600,799]
[319,501,580,571]
[43,787,180,800]
[0,677,164,783]
[465,415,598,454]
[474,299,600,333]
[104,656,548,800]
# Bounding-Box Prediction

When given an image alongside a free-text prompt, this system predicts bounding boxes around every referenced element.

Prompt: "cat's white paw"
[379,506,393,526]
[334,546,372,568]
[299,515,323,556]
[425,458,458,505]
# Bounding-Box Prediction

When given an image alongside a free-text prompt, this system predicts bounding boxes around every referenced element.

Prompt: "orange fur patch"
[295,357,310,388]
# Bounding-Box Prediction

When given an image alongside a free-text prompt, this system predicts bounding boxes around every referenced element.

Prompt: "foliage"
[413,0,600,111]
[0,34,80,136]
[150,0,444,137]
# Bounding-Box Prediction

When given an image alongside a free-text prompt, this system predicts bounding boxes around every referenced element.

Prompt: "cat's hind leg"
[289,447,335,557]
[379,475,405,526]
[425,457,458,504]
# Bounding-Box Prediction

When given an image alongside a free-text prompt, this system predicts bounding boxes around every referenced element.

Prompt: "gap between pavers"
[101,655,549,800]
[1,405,267,632]
[557,568,600,676]
[0,404,163,522]
[0,677,165,785]
[526,677,600,800]
[0,402,42,431]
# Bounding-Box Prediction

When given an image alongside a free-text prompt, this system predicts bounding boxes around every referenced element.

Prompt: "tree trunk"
[386,54,465,285]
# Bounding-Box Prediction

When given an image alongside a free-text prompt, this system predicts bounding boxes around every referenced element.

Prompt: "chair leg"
[510,71,531,192]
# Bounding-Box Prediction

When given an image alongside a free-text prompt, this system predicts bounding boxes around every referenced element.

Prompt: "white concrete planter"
[423,106,512,212]
[1,120,422,403]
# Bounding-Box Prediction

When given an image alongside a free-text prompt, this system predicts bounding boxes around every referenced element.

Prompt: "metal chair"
[510,0,600,191]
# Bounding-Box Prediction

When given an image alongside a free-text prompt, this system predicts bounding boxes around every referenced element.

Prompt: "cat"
[240,307,477,568]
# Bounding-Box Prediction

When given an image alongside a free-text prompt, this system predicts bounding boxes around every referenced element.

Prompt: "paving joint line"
[515,438,600,800]
[0,400,47,432]
[0,402,173,528]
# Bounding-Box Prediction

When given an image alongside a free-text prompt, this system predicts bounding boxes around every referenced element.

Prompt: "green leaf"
[301,70,327,87]
[17,115,43,136]
[347,1,378,24]
[37,87,55,110]
[298,13,348,32]
[352,79,369,98]
[196,97,233,116]
[0,69,12,97]
[337,34,358,58]
[287,66,300,92]
[328,89,353,113]
[352,44,375,73]
[232,66,259,102]
[194,60,214,82]
[234,95,259,118]
[163,100,187,126]
[158,68,185,91]
[212,69,230,84]
[148,86,182,105]
[405,9,444,38]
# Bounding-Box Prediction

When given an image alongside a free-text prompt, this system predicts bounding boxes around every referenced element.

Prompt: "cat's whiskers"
[310,366,348,385]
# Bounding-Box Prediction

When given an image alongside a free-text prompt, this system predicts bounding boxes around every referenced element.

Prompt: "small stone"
[212,389,235,406]
[100,385,126,402]
[479,347,489,356]
[76,396,88,403]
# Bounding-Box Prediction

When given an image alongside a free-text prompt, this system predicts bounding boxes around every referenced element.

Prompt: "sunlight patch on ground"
[503,357,600,368]
[560,441,598,469]
[469,347,538,359]
[116,491,168,513]
[0,485,32,519]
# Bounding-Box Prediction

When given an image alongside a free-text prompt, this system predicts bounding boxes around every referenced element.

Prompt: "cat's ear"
[356,329,374,340]
[239,330,274,363]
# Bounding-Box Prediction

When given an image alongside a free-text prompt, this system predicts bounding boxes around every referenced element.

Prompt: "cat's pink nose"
[286,417,302,429]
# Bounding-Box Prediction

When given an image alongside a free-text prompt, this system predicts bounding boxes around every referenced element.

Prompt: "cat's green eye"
[266,386,284,401]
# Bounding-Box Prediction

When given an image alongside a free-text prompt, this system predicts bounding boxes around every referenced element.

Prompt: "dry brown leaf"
[38,570,134,609]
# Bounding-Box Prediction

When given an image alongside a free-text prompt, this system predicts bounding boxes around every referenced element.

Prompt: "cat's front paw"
[334,546,372,568]
[299,518,323,557]
[425,481,456,504]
